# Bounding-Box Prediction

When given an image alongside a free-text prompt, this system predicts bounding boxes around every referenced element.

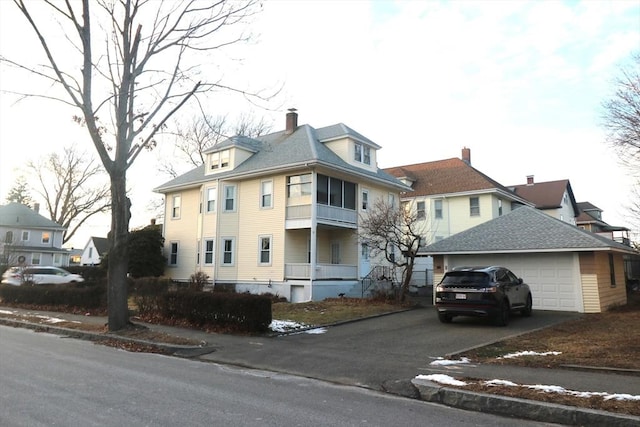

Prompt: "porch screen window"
[287,174,312,197]
[317,174,356,210]
[469,197,480,216]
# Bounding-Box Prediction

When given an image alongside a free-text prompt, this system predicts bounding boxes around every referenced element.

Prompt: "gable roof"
[576,202,629,232]
[155,122,408,193]
[0,203,65,230]
[90,237,110,255]
[384,158,528,202]
[420,205,636,255]
[510,179,579,215]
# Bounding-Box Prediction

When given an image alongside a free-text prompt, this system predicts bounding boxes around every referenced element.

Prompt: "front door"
[360,242,370,278]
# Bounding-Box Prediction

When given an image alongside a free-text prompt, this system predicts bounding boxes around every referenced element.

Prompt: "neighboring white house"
[155,110,411,302]
[0,202,69,267]
[81,236,109,266]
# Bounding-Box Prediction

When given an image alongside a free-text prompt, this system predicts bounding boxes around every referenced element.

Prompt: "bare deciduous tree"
[601,52,640,237]
[161,113,272,178]
[359,198,425,302]
[27,146,110,245]
[6,0,263,330]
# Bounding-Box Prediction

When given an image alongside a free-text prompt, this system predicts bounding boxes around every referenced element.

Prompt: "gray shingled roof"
[0,203,65,230]
[420,206,636,255]
[155,123,407,193]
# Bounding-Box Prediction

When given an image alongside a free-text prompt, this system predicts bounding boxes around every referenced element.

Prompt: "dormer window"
[354,142,371,165]
[210,150,230,170]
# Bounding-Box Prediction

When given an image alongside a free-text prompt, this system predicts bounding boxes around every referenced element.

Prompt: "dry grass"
[272,297,410,326]
[459,293,640,371]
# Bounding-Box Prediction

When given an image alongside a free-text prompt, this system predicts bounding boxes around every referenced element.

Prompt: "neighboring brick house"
[0,202,69,267]
[155,110,410,302]
[509,176,580,225]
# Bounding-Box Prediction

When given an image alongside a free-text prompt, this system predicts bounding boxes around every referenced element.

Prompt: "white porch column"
[310,170,317,300]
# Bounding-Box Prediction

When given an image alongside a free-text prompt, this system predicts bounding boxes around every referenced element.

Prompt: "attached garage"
[422,207,636,313]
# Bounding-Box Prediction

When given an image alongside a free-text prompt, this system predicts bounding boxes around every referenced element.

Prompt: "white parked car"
[1,266,84,286]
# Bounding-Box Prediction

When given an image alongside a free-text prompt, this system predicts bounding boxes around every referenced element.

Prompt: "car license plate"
[455,293,467,300]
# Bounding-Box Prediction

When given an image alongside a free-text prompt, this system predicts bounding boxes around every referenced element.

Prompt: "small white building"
[81,236,109,266]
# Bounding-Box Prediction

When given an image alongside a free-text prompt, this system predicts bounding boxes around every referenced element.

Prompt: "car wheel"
[492,300,509,326]
[521,294,533,317]
[438,312,453,324]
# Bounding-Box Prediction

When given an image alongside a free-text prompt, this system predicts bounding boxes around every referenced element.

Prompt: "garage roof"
[419,206,637,255]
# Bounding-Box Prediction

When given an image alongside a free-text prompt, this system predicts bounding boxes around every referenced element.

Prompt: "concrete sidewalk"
[1,305,639,426]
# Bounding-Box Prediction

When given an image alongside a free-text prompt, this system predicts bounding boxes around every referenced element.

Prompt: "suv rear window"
[441,271,490,286]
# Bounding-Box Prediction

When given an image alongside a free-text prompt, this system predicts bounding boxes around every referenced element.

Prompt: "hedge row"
[0,281,106,309]
[160,290,272,333]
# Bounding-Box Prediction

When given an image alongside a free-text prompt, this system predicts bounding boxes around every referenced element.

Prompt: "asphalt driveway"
[199,305,580,390]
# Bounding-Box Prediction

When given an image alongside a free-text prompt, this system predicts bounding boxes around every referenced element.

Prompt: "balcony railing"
[286,204,357,227]
[285,263,358,280]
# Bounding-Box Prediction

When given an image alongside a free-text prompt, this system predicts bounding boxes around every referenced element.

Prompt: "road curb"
[0,317,214,357]
[411,378,640,427]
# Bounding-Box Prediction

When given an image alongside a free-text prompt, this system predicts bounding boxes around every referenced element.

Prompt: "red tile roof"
[384,158,515,197]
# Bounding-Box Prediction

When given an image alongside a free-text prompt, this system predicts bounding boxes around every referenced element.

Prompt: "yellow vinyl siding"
[163,188,201,279]
[580,274,600,313]
[594,252,627,311]
[217,181,240,280]
[235,176,286,281]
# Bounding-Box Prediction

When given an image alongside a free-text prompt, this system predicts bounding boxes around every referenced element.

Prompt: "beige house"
[384,148,532,247]
[155,111,410,302]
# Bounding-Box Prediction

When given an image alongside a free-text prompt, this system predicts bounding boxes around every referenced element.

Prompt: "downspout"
[310,169,317,302]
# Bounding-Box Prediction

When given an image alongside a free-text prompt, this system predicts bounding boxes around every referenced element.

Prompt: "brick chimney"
[285,108,298,135]
[33,202,40,214]
[461,147,471,165]
[527,175,534,185]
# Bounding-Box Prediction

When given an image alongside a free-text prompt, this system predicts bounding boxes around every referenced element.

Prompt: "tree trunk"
[107,173,130,331]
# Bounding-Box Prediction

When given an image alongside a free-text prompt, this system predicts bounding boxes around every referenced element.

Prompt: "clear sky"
[1,0,639,248]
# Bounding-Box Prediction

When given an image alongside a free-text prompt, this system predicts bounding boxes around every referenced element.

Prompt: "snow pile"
[499,350,562,359]
[430,357,470,366]
[415,374,640,402]
[269,319,327,334]
[416,374,468,386]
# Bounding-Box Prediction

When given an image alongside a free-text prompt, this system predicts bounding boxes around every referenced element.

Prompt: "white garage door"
[446,253,582,312]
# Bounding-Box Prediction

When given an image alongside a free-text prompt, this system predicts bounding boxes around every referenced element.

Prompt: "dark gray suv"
[435,266,532,326]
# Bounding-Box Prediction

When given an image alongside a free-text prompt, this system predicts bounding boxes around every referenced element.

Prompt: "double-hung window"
[361,190,369,211]
[206,187,216,213]
[261,180,273,208]
[21,231,29,241]
[222,238,234,265]
[416,201,425,219]
[287,174,312,198]
[169,242,178,265]
[224,185,236,212]
[172,195,181,219]
[354,143,371,165]
[41,232,50,244]
[259,235,272,265]
[470,197,480,216]
[434,199,443,219]
[204,239,214,264]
